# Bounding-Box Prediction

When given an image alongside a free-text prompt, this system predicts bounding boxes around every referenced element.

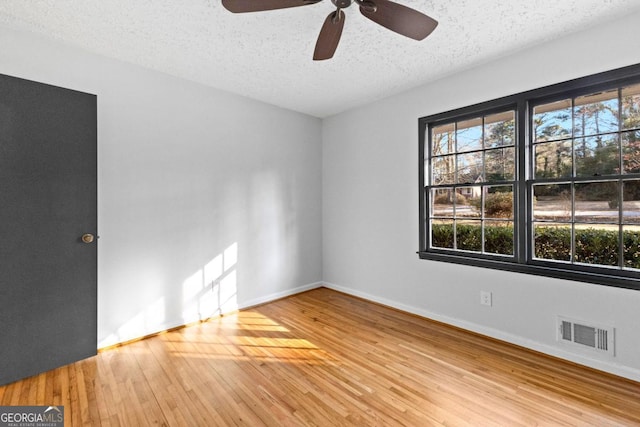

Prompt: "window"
[429,111,516,256]
[418,64,640,290]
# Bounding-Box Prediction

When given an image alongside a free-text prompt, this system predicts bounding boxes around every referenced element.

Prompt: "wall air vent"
[557,316,614,356]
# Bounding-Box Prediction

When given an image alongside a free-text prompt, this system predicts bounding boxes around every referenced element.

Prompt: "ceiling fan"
[221,0,438,60]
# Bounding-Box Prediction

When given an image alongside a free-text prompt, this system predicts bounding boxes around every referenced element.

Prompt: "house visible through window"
[418,64,640,290]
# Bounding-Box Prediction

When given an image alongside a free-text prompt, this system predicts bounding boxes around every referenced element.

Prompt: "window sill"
[417,251,640,291]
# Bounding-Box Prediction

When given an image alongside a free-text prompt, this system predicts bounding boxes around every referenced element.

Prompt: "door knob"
[81,234,95,244]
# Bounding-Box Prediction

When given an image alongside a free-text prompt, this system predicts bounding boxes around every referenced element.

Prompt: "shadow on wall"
[98,242,238,348]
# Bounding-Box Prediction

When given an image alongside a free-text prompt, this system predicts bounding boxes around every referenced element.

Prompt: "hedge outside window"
[418,64,640,290]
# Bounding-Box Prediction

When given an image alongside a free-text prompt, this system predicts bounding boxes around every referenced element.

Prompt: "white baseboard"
[239,281,323,309]
[322,281,640,383]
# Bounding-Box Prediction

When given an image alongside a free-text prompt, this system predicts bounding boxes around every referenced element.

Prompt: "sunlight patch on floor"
[165,310,330,365]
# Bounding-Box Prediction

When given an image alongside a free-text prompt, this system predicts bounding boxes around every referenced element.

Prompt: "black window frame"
[418,63,640,291]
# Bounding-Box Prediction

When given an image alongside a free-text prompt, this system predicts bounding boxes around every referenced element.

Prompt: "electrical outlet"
[480,291,492,307]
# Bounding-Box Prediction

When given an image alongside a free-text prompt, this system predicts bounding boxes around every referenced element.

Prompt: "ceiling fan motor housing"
[332,0,353,8]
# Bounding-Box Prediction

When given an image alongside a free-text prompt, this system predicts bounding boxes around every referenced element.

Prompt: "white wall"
[0,25,323,348]
[323,12,640,381]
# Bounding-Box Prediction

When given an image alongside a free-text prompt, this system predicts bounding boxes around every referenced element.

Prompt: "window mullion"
[619,179,624,269]
[517,100,528,264]
[617,89,625,270]
[570,184,576,264]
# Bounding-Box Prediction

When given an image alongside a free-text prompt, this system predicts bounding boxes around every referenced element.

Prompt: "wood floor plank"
[1,287,639,426]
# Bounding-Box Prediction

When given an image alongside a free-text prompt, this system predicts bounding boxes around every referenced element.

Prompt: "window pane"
[622,131,640,174]
[574,135,619,177]
[623,225,640,269]
[432,124,455,156]
[623,180,640,224]
[454,188,481,218]
[431,188,455,217]
[484,221,513,255]
[621,84,640,131]
[533,99,572,142]
[456,117,483,152]
[456,152,483,184]
[575,224,619,267]
[484,186,513,219]
[534,223,571,261]
[574,181,619,223]
[484,111,515,148]
[485,147,515,181]
[432,155,455,185]
[424,160,429,186]
[456,220,482,252]
[431,219,454,249]
[573,90,619,137]
[534,140,572,178]
[533,184,572,222]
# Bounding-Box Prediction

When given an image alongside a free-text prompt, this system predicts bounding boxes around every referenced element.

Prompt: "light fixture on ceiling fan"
[221,0,438,60]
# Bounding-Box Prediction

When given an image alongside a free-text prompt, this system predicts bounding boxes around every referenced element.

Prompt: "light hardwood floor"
[1,287,639,426]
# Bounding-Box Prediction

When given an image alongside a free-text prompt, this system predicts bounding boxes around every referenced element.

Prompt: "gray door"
[0,74,97,386]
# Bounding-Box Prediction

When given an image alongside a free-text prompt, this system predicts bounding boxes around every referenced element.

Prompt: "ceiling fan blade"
[359,0,437,40]
[313,10,345,61]
[222,0,322,13]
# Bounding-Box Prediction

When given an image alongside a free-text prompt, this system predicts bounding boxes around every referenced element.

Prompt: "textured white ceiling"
[1,0,639,117]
